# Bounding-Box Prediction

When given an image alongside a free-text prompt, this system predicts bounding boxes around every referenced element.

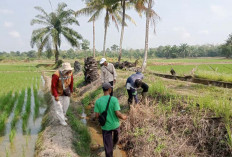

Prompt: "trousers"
[102,127,120,157]
[52,96,70,124]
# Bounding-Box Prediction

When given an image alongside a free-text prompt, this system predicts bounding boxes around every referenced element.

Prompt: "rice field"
[0,63,46,157]
[147,60,232,82]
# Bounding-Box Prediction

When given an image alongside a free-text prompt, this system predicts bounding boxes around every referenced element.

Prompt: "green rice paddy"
[0,63,46,157]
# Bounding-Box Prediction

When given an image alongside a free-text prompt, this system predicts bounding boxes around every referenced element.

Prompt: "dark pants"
[127,82,149,104]
[127,89,138,104]
[109,81,114,96]
[102,127,120,157]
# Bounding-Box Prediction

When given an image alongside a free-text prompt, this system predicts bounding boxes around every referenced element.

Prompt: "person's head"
[100,58,107,66]
[135,79,142,88]
[60,62,73,75]
[102,82,112,94]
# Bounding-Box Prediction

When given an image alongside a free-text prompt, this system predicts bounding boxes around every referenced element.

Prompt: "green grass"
[67,108,91,156]
[81,87,102,107]
[0,72,40,95]
[148,64,232,82]
[147,58,232,64]
[0,63,37,71]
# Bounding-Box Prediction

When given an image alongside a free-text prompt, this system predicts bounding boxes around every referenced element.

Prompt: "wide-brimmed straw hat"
[60,62,73,71]
[99,58,107,64]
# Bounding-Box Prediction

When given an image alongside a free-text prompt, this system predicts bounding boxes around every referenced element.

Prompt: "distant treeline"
[0,43,231,60]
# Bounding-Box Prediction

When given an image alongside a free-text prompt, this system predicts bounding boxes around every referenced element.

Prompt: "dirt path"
[35,73,78,157]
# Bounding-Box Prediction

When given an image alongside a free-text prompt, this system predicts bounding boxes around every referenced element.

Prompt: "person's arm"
[95,112,100,118]
[70,75,74,93]
[114,98,127,120]
[112,64,117,81]
[51,74,59,101]
[101,67,104,83]
[94,100,100,118]
[115,111,127,120]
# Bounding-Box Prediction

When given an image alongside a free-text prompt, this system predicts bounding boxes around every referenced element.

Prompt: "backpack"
[98,96,112,126]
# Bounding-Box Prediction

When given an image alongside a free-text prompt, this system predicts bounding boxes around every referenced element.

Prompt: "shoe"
[60,121,68,126]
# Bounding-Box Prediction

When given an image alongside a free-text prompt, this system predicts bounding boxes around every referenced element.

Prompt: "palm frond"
[57,3,68,14]
[51,28,59,46]
[75,7,96,17]
[35,14,50,23]
[31,27,50,48]
[37,34,50,56]
[88,9,103,22]
[62,30,79,47]
[31,19,49,26]
[111,14,119,31]
[62,16,80,26]
[61,27,82,40]
[34,6,49,17]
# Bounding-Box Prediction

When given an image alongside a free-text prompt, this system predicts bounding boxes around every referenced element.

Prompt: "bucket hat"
[60,62,73,71]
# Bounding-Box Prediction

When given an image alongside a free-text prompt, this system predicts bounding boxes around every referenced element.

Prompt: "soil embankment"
[35,73,78,157]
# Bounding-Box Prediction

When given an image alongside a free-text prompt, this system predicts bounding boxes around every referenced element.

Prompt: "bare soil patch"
[35,73,79,157]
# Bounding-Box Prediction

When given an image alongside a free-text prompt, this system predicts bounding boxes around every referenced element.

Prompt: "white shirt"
[101,63,117,83]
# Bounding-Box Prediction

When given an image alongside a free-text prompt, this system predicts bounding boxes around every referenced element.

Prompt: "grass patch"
[81,87,102,107]
[67,108,91,156]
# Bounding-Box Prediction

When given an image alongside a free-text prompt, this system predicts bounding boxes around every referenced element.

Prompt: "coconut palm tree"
[31,3,82,63]
[77,0,134,57]
[76,0,101,58]
[118,0,135,62]
[135,0,160,72]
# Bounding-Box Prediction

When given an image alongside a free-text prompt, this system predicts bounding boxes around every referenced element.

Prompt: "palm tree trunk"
[55,44,59,63]
[103,10,109,57]
[141,0,152,72]
[118,0,126,62]
[93,19,96,58]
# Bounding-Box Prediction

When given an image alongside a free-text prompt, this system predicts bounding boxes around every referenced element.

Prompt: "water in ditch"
[78,104,127,157]
[0,76,46,157]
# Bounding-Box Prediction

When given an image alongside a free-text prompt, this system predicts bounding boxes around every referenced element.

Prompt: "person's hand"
[114,79,116,84]
[55,97,59,101]
[121,115,127,120]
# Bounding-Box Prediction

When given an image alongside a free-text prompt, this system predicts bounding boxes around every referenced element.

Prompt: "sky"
[0,0,232,52]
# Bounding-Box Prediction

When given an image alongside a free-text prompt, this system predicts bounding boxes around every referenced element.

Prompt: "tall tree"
[31,3,82,63]
[118,0,135,62]
[135,0,160,72]
[77,0,134,57]
[76,0,99,58]
[179,43,189,58]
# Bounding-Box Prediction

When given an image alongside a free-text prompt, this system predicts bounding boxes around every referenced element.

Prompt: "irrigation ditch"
[35,72,127,157]
[70,81,127,157]
[150,72,232,89]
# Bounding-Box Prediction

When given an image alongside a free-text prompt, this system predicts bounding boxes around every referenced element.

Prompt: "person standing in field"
[126,72,149,104]
[94,82,127,157]
[100,58,117,96]
[51,62,73,126]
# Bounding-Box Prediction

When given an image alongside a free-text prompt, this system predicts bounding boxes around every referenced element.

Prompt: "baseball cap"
[102,82,112,90]
[100,58,106,64]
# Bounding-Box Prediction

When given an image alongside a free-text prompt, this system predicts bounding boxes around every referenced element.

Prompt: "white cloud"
[173,27,191,39]
[9,31,20,38]
[4,22,13,28]
[0,9,13,14]
[182,32,191,39]
[210,5,227,18]
[198,30,209,35]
